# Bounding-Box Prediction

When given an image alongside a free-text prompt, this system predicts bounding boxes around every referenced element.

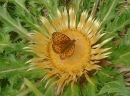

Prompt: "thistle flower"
[28,8,111,95]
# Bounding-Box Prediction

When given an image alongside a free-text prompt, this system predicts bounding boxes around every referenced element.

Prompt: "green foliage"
[111,28,130,66]
[0,32,11,52]
[0,0,130,96]
[102,10,130,39]
[81,77,98,96]
[62,83,81,96]
[0,3,31,39]
[98,76,130,96]
[24,78,43,96]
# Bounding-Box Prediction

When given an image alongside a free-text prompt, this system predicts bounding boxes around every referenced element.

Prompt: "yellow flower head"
[28,8,111,95]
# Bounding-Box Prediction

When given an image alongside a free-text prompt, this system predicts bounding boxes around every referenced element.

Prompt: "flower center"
[48,29,91,74]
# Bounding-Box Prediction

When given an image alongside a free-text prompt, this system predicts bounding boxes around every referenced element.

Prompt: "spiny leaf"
[24,78,44,96]
[0,3,32,40]
[63,83,81,96]
[0,32,11,52]
[81,76,98,96]
[106,10,130,35]
[13,0,40,31]
[14,0,29,14]
[98,0,118,23]
[111,28,130,65]
[31,0,58,17]
[98,76,130,96]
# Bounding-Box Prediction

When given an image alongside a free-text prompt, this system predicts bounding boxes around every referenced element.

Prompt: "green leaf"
[99,1,130,39]
[0,3,32,40]
[24,78,44,96]
[31,0,58,17]
[111,28,130,65]
[81,76,98,96]
[107,10,130,32]
[63,83,81,96]
[14,0,29,14]
[0,33,11,52]
[98,76,130,96]
[13,0,39,31]
[98,0,118,23]
[44,84,54,96]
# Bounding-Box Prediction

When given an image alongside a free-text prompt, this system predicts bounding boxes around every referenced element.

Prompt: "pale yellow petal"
[82,16,93,34]
[84,73,94,85]
[40,17,55,34]
[77,11,88,30]
[34,25,50,38]
[69,8,76,29]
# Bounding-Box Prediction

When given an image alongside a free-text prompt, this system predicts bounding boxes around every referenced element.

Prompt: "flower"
[28,8,111,95]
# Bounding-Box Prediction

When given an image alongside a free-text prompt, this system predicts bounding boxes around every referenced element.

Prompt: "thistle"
[0,0,130,96]
[27,8,111,95]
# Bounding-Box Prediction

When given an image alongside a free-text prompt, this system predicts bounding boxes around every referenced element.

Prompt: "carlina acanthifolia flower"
[27,8,112,95]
